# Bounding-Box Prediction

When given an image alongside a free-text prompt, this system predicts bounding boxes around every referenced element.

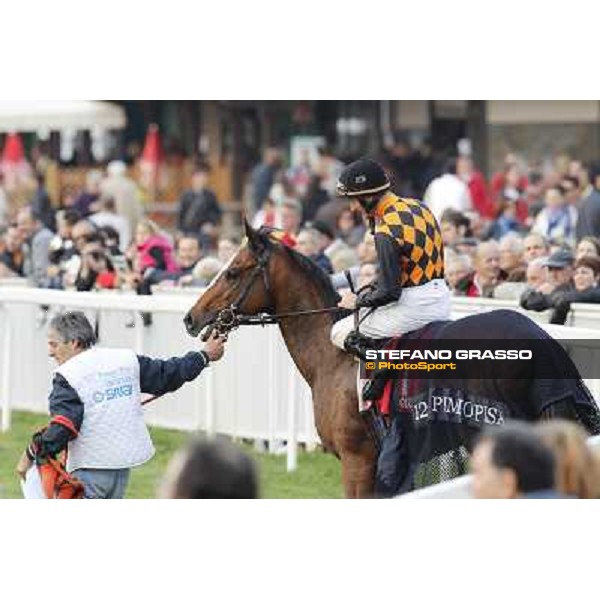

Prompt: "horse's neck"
[274,278,347,387]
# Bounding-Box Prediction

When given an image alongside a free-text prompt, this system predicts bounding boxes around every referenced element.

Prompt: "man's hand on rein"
[337,290,357,310]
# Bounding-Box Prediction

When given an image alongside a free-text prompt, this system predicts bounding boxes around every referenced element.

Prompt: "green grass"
[0,411,343,499]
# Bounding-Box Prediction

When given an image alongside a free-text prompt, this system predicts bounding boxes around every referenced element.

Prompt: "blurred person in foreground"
[536,420,600,499]
[159,436,258,499]
[16,311,226,499]
[470,422,560,499]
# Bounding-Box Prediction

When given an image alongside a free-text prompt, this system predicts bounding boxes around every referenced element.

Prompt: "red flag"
[1,132,25,164]
[141,123,161,167]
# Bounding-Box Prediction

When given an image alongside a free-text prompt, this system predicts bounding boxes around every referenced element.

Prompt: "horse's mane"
[256,226,348,322]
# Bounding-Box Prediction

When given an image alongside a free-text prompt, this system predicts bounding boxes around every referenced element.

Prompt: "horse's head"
[184,220,280,339]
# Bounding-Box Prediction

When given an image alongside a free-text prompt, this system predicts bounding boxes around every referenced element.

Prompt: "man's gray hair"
[49,311,97,349]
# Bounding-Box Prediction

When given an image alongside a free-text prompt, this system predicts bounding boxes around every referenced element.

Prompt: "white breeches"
[331,279,452,349]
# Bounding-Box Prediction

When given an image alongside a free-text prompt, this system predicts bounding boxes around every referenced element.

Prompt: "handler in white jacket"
[16,310,225,499]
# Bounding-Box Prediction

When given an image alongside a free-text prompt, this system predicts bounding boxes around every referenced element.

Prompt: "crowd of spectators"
[0,159,235,324]
[4,139,600,329]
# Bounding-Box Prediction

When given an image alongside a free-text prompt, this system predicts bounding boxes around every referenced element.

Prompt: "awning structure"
[0,101,126,133]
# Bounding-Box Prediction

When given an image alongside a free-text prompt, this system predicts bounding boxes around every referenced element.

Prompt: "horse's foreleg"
[340,449,376,499]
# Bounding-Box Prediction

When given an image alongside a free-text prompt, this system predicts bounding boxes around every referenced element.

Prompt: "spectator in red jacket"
[457,155,494,219]
[490,154,528,220]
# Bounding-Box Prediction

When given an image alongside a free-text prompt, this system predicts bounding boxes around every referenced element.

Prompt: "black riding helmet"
[336,157,390,212]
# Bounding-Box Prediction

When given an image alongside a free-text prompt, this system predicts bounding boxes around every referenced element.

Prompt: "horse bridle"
[201,244,347,341]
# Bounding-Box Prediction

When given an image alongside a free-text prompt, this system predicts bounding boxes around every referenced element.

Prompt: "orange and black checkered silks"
[373,193,445,287]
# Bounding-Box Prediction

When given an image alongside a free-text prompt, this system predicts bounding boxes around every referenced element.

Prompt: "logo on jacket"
[92,384,134,404]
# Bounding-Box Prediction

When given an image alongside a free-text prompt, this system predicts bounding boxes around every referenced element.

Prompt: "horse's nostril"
[183,312,193,331]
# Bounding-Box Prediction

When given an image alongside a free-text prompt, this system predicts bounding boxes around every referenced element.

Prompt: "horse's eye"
[225,268,240,281]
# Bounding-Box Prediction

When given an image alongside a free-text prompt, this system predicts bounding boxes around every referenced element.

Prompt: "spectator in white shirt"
[424,158,472,222]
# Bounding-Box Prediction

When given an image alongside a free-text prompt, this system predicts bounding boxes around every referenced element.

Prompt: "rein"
[201,243,349,341]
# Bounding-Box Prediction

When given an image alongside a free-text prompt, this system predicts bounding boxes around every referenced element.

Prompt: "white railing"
[2,286,600,473]
[0,287,318,471]
[399,435,600,499]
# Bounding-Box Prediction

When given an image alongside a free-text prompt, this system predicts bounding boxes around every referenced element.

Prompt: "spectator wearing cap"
[576,162,600,240]
[531,186,577,247]
[16,205,54,287]
[520,249,575,323]
[470,422,559,499]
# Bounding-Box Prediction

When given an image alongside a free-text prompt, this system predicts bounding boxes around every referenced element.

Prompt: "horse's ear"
[243,218,265,254]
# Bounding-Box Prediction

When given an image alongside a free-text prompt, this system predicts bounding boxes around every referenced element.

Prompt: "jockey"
[331,157,451,354]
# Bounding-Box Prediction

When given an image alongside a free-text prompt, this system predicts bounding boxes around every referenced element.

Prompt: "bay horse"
[183,221,600,498]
